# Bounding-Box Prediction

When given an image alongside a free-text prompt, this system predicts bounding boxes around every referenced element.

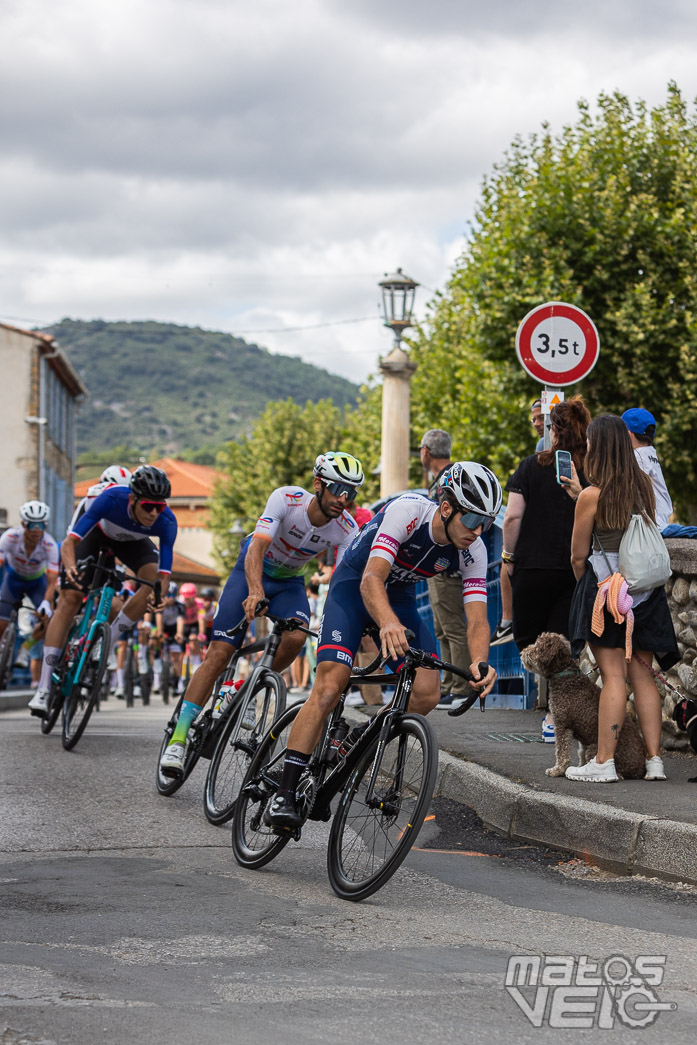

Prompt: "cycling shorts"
[61,529,159,593]
[212,564,310,647]
[316,570,435,670]
[181,622,202,643]
[0,569,48,621]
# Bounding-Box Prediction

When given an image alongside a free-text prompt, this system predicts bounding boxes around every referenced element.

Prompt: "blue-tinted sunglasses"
[324,481,358,502]
[459,511,495,533]
[26,521,47,531]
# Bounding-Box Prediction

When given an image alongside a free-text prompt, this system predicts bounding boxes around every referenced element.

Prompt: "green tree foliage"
[415,84,697,518]
[211,395,382,572]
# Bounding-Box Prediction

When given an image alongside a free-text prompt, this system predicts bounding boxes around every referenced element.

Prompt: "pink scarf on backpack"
[592,572,634,660]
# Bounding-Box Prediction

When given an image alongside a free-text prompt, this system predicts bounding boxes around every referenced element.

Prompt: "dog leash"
[634,652,687,701]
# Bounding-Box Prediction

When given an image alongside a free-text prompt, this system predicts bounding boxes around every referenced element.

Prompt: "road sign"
[541,389,564,411]
[516,302,600,386]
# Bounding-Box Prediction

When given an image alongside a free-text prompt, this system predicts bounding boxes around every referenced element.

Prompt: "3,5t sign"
[515,302,600,386]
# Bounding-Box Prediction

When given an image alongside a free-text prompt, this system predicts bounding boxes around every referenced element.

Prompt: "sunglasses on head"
[324,481,358,502]
[26,521,46,531]
[459,511,495,533]
[138,500,167,513]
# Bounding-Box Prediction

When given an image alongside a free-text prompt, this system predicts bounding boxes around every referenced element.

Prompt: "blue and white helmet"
[439,462,502,518]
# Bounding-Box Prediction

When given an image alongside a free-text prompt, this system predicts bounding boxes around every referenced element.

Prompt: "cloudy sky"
[2,0,697,383]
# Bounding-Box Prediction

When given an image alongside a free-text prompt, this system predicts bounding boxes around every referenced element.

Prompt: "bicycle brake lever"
[447,662,489,717]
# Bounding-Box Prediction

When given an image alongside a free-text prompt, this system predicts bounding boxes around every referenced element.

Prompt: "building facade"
[0,323,87,535]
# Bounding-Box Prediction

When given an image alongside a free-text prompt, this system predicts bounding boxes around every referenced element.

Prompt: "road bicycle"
[231,635,488,902]
[123,630,153,706]
[41,552,160,750]
[0,599,22,691]
[156,603,314,829]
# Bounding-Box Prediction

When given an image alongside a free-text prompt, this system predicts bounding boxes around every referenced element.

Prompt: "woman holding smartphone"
[502,396,590,741]
[566,414,678,782]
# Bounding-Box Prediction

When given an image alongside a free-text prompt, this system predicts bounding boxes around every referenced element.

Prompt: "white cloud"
[1,0,697,383]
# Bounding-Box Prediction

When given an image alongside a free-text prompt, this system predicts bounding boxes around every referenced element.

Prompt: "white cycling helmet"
[20,500,50,524]
[100,465,132,485]
[313,451,365,488]
[438,462,502,522]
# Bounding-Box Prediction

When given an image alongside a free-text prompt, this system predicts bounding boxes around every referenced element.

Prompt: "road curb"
[436,750,697,887]
[0,689,32,712]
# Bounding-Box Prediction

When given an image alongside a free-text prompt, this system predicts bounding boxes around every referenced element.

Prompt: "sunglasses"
[26,521,46,531]
[138,500,167,514]
[459,511,495,533]
[324,481,358,502]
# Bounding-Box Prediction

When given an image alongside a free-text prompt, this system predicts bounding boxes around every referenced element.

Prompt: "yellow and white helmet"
[313,451,364,488]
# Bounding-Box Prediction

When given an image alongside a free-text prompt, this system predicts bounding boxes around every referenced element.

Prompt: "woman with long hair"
[503,395,591,740]
[566,414,678,783]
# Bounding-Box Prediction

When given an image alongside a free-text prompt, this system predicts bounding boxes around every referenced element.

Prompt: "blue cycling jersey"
[70,485,178,574]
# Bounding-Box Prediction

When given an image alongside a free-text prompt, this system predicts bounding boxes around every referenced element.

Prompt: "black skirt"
[569,565,679,671]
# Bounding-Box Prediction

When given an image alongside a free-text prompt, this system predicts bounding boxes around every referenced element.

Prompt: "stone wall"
[660,539,697,750]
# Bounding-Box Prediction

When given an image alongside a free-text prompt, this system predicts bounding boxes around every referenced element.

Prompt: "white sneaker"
[107,653,117,671]
[14,646,30,668]
[344,691,365,707]
[240,703,257,730]
[28,687,50,718]
[566,757,618,782]
[160,742,186,777]
[114,685,124,699]
[133,684,142,697]
[645,756,667,781]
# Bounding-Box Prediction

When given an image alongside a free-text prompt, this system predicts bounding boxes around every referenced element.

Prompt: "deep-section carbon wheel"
[327,714,438,902]
[204,672,286,826]
[231,701,302,869]
[0,619,16,691]
[61,624,110,751]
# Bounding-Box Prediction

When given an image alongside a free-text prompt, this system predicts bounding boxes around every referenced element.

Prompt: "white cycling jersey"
[0,527,59,579]
[251,486,358,579]
[66,480,111,536]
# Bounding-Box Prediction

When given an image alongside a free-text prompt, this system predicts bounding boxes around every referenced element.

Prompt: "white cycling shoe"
[160,742,187,777]
[28,688,50,718]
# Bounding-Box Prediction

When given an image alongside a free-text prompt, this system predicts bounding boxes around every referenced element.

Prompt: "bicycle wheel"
[41,627,79,735]
[155,697,206,796]
[161,655,170,704]
[0,619,17,691]
[204,672,286,826]
[327,714,438,902]
[124,647,135,707]
[62,624,111,751]
[231,701,303,869]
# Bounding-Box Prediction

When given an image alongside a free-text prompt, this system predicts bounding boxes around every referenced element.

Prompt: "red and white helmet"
[100,465,132,486]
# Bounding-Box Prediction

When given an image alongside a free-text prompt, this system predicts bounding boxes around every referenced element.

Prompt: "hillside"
[44,319,360,456]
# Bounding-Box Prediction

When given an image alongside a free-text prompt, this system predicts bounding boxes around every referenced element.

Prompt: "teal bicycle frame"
[54,554,116,700]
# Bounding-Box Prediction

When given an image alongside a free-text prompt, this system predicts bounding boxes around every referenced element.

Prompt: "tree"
[415,84,697,518]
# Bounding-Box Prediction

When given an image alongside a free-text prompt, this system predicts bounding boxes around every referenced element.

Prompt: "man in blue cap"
[621,408,673,532]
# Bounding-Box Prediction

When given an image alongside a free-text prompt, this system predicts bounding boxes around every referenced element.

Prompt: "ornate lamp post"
[378,268,419,497]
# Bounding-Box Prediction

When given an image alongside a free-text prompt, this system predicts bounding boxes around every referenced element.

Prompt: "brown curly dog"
[520,632,646,779]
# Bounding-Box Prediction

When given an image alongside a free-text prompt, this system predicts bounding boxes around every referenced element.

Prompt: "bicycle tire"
[0,619,16,691]
[204,672,286,826]
[231,701,303,869]
[155,697,205,796]
[62,623,111,751]
[161,655,170,704]
[327,714,438,902]
[41,627,79,735]
[124,647,135,707]
[140,666,152,705]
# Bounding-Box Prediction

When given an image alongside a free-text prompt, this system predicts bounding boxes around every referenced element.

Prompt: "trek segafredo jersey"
[246,486,358,579]
[0,527,59,580]
[339,493,488,602]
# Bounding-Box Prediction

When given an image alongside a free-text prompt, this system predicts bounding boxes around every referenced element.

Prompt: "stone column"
[379,342,417,498]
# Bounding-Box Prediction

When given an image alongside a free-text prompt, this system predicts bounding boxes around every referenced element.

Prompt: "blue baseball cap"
[622,408,656,436]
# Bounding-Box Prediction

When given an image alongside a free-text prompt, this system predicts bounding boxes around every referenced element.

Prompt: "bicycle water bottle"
[338,721,370,759]
[212,678,245,720]
[326,717,350,764]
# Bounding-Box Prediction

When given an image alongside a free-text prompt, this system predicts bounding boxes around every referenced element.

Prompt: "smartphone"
[555,450,573,485]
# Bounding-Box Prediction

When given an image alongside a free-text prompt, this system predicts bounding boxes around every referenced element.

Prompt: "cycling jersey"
[66,479,111,536]
[242,486,357,579]
[160,602,184,629]
[181,597,203,626]
[70,485,178,574]
[0,527,59,580]
[339,493,488,600]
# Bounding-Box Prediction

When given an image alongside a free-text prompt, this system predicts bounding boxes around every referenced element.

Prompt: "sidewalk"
[427,705,697,887]
[0,687,32,712]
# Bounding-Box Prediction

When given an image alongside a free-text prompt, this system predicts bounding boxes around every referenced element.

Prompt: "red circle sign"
[516,302,600,386]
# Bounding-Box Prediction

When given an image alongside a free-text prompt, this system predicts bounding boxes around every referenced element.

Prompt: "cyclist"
[178,582,205,687]
[159,450,364,776]
[199,587,217,645]
[0,501,59,643]
[67,465,132,534]
[266,461,502,829]
[29,466,177,716]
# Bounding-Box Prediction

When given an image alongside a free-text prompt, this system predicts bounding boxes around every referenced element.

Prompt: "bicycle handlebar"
[224,599,317,639]
[75,555,161,605]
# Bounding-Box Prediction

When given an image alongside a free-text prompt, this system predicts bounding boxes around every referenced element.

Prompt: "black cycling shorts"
[62,529,159,592]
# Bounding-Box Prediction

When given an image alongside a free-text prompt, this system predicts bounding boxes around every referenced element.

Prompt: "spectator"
[419,428,471,710]
[502,396,590,740]
[621,408,673,532]
[566,414,679,783]
[493,398,547,646]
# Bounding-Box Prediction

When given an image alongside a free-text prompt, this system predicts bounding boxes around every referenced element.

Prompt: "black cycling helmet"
[201,587,216,599]
[130,465,171,501]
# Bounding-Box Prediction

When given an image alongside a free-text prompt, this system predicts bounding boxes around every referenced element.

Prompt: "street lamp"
[378,268,419,498]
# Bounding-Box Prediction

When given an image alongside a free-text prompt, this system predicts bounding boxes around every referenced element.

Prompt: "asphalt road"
[2,698,697,1044]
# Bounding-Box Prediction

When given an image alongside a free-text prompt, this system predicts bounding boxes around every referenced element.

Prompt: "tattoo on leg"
[611,723,619,737]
